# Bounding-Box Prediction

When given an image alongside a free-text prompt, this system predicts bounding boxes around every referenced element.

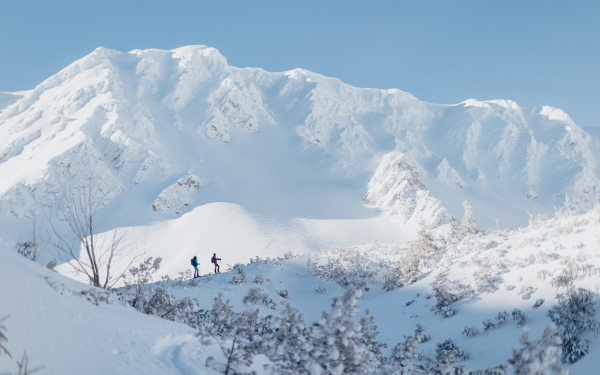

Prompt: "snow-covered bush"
[461,200,479,236]
[308,289,380,375]
[550,257,595,289]
[430,271,460,317]
[528,212,549,229]
[435,338,471,362]
[382,273,404,291]
[507,325,569,375]
[308,256,371,291]
[414,324,431,343]
[15,241,39,261]
[315,284,326,294]
[45,259,57,271]
[230,264,247,285]
[533,299,545,309]
[518,285,534,300]
[547,288,598,363]
[512,309,528,327]
[254,274,264,284]
[82,288,114,306]
[388,335,419,373]
[474,268,499,293]
[462,326,478,338]
[278,290,289,299]
[495,311,509,328]
[482,319,496,336]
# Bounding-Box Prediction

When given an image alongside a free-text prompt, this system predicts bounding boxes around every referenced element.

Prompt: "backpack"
[211,257,215,264]
[191,258,198,266]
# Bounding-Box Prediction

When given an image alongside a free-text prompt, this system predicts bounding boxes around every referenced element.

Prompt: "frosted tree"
[391,229,437,285]
[265,301,313,375]
[460,200,479,236]
[201,290,265,375]
[388,335,419,374]
[507,325,569,375]
[430,271,459,317]
[308,289,380,374]
[546,288,598,363]
[44,165,143,289]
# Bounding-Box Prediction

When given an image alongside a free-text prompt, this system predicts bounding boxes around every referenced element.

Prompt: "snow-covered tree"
[460,200,479,236]
[265,301,313,375]
[308,289,380,374]
[200,290,265,375]
[430,271,459,317]
[15,242,39,262]
[388,335,419,374]
[547,288,598,363]
[507,325,569,375]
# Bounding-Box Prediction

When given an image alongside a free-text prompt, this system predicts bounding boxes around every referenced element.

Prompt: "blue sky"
[1,0,598,127]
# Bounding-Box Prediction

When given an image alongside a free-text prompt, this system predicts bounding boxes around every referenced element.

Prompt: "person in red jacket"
[212,253,221,274]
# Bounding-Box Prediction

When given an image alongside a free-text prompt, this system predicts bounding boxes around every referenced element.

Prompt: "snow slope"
[3,205,600,374]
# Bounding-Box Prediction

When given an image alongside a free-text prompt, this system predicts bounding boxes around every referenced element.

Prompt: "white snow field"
[2,45,600,374]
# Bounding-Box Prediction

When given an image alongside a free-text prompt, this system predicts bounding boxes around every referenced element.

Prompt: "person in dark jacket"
[191,256,199,278]
[212,253,221,274]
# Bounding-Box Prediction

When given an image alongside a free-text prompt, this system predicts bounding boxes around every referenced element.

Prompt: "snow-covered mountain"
[1,46,599,233]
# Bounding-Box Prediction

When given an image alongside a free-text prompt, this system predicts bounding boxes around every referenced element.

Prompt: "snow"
[2,44,600,373]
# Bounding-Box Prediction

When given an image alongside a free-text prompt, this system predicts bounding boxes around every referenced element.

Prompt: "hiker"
[211,253,221,274]
[191,256,199,278]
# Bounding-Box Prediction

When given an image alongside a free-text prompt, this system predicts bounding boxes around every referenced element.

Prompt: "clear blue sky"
[1,0,599,127]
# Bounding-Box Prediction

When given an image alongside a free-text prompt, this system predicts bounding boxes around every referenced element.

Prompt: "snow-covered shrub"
[547,288,598,363]
[414,324,431,343]
[518,286,534,300]
[537,251,558,264]
[405,299,415,306]
[315,284,326,294]
[308,289,380,375]
[515,255,535,268]
[430,271,460,317]
[435,338,471,362]
[278,290,289,299]
[512,309,528,327]
[495,311,509,328]
[82,288,114,306]
[537,269,549,280]
[533,299,545,309]
[281,251,295,260]
[474,268,499,293]
[45,259,57,271]
[506,285,515,291]
[15,241,39,261]
[308,256,371,291]
[45,276,69,295]
[470,364,510,375]
[462,326,478,338]
[254,275,264,285]
[388,335,419,373]
[482,319,496,336]
[550,257,595,289]
[528,212,549,229]
[230,264,247,285]
[359,309,387,362]
[507,325,569,375]
[461,200,479,236]
[382,272,404,291]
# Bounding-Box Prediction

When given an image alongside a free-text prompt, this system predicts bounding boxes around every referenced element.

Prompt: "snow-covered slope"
[3,205,600,374]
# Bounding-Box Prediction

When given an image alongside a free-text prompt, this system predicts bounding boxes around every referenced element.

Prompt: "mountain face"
[0,45,599,242]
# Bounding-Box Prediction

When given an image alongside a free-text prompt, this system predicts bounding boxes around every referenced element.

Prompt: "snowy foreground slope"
[2,207,600,374]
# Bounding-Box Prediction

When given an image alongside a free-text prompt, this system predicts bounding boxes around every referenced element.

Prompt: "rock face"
[0,45,599,230]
